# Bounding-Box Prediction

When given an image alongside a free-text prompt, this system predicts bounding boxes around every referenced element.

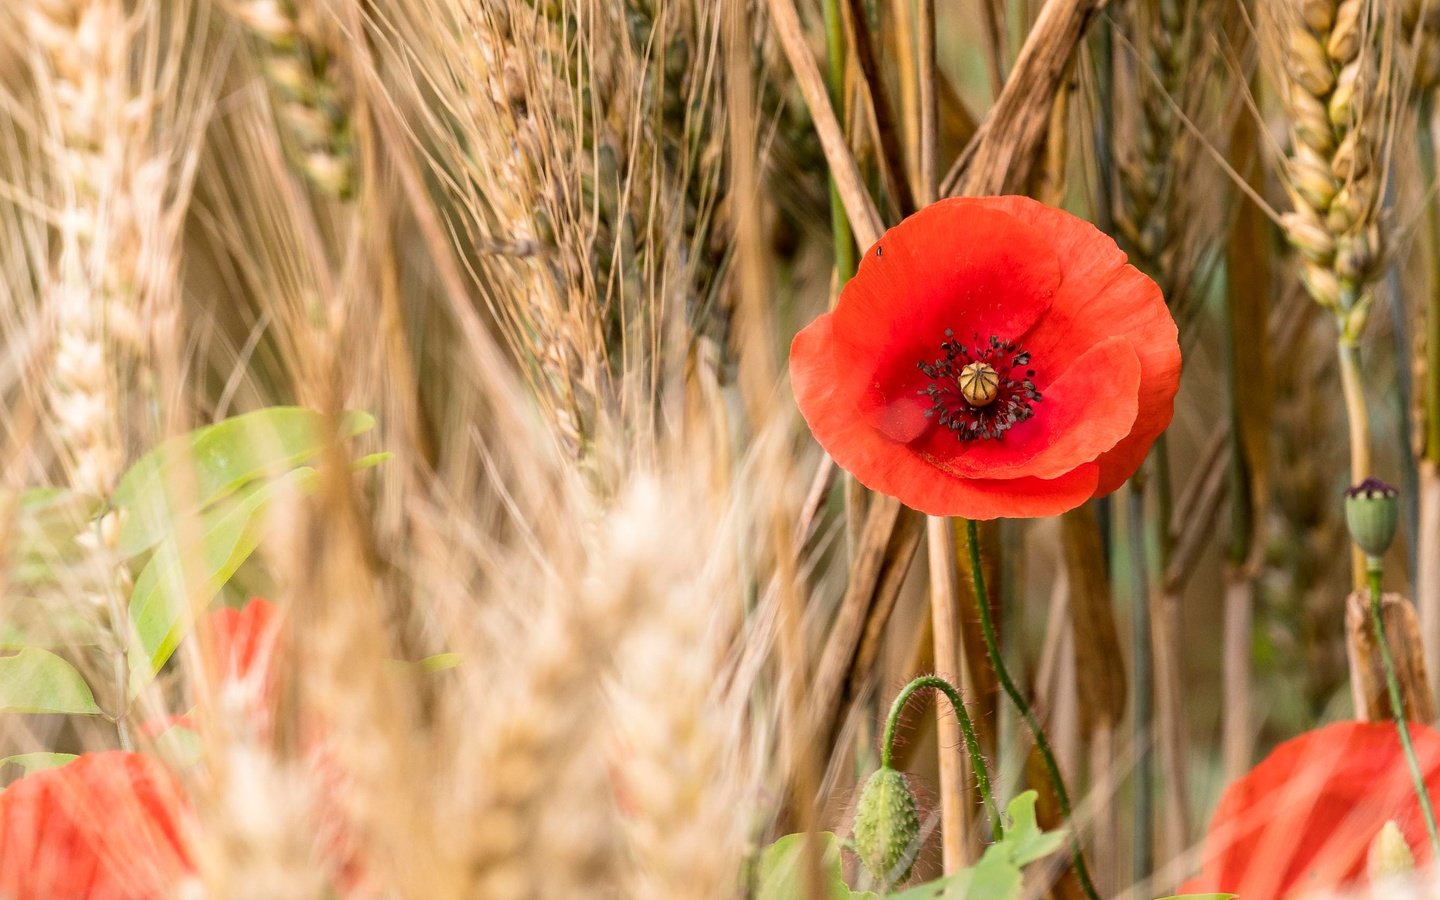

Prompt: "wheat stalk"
[232,0,356,200]
[1272,0,1396,587]
[27,0,155,750]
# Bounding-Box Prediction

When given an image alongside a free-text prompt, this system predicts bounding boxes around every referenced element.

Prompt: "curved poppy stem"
[1366,560,1440,859]
[965,518,1100,900]
[880,674,1003,840]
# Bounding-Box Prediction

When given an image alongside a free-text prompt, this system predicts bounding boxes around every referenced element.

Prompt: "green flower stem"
[1366,559,1440,859]
[966,518,1100,900]
[880,674,1002,840]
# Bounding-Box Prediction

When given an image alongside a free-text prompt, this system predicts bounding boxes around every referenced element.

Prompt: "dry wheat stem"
[1273,0,1390,584]
[233,0,356,199]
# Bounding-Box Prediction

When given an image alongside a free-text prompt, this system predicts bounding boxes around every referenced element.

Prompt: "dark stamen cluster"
[916,330,1041,441]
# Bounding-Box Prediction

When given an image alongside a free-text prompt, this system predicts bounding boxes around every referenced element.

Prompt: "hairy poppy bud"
[1366,820,1414,882]
[1346,478,1400,559]
[853,766,921,888]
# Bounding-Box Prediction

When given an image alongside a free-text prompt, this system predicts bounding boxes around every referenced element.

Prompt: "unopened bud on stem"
[853,766,921,889]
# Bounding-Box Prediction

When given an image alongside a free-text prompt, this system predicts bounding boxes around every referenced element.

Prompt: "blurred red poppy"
[205,596,283,726]
[1182,720,1440,897]
[143,596,283,737]
[0,752,194,900]
[789,196,1179,519]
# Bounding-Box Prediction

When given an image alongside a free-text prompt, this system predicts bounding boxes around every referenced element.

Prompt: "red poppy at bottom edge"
[789,195,1180,519]
[0,751,195,900]
[1179,720,1440,898]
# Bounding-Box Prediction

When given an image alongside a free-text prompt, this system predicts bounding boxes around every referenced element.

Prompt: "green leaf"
[419,652,462,671]
[150,722,203,766]
[756,832,854,900]
[998,791,1068,867]
[0,648,100,714]
[113,407,373,558]
[129,468,316,681]
[889,876,968,899]
[885,792,1067,900]
[0,752,78,776]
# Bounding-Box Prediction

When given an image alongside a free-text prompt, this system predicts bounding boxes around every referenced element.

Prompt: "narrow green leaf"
[419,652,462,671]
[354,451,393,469]
[0,648,100,714]
[129,468,316,681]
[756,832,854,900]
[113,407,373,558]
[0,752,78,776]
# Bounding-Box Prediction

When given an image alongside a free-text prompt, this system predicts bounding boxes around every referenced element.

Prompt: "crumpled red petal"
[1181,721,1440,898]
[831,200,1061,370]
[0,752,194,900]
[984,196,1180,494]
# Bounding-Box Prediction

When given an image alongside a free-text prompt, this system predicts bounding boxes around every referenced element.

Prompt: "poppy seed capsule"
[853,767,921,888]
[959,361,1000,407]
[1345,477,1400,558]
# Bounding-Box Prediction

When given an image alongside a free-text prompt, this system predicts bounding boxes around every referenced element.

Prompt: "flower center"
[958,362,999,406]
[916,331,1041,441]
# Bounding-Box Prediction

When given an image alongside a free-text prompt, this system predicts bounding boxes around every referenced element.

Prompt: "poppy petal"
[831,200,1061,374]
[985,196,1180,494]
[1185,721,1440,897]
[0,752,194,900]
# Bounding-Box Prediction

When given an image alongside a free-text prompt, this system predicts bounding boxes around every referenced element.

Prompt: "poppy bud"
[1345,478,1400,558]
[1366,820,1414,882]
[853,766,921,888]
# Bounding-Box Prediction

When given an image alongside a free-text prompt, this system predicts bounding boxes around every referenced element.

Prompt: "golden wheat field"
[9,0,1440,897]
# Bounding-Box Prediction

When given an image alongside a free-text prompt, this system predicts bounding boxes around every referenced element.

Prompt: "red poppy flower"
[0,752,195,899]
[205,597,283,721]
[143,597,283,737]
[1181,721,1440,897]
[789,196,1180,519]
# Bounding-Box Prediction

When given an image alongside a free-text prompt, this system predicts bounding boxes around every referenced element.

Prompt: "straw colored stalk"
[1407,0,1440,716]
[613,483,754,900]
[433,0,731,483]
[1346,590,1438,721]
[26,0,194,749]
[461,481,678,898]
[233,0,356,199]
[1273,0,1390,587]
